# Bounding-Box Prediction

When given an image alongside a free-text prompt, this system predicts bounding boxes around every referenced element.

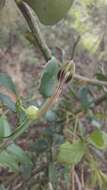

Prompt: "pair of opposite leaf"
[23,0,74,25]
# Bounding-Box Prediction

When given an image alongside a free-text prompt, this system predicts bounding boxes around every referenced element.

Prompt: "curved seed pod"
[57,60,75,83]
[24,0,74,25]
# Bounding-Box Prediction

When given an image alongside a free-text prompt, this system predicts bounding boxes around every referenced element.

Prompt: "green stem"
[15,0,52,62]
[0,118,31,152]
[74,74,107,87]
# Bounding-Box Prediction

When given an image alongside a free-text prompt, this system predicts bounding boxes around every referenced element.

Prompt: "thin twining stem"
[74,74,107,86]
[15,0,52,61]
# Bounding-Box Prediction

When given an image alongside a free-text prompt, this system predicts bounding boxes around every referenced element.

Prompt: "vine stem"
[48,182,54,190]
[74,170,83,190]
[15,0,52,62]
[0,118,30,151]
[74,74,107,86]
[14,0,60,118]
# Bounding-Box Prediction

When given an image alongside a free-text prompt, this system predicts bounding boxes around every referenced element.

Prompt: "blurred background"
[1,0,107,189]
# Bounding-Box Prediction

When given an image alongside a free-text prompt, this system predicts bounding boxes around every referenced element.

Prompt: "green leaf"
[79,87,94,111]
[57,140,86,165]
[0,116,11,138]
[0,93,16,112]
[89,130,107,149]
[0,151,19,171]
[0,143,32,172]
[0,73,17,95]
[96,73,107,81]
[89,130,104,148]
[39,57,59,97]
[7,144,32,165]
[24,0,74,25]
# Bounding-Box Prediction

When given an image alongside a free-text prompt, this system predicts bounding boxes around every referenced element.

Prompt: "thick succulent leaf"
[39,57,59,97]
